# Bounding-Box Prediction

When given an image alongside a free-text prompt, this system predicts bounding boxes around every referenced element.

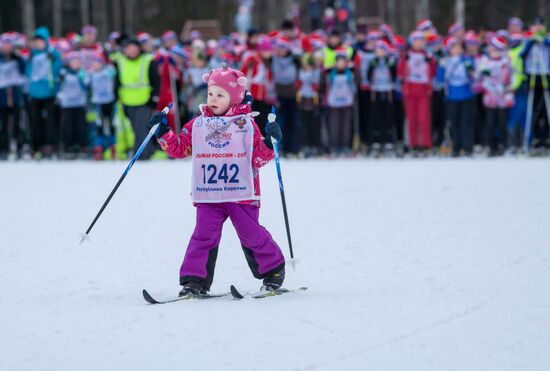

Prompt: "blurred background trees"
[1,0,549,39]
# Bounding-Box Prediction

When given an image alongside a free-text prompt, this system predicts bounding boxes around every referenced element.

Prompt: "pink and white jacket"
[157,103,274,207]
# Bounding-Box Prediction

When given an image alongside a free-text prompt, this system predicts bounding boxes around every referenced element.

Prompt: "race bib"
[327,73,353,107]
[0,61,26,88]
[30,53,50,82]
[191,114,258,203]
[407,52,429,84]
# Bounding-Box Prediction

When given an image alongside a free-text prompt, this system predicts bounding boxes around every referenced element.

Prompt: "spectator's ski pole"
[79,104,172,244]
[523,73,536,152]
[268,107,295,267]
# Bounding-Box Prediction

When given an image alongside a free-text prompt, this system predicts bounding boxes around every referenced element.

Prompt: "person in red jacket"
[398,31,437,153]
[241,36,275,134]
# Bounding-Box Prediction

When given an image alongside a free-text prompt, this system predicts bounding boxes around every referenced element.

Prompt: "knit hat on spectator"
[0,32,16,44]
[380,24,394,37]
[464,31,481,45]
[489,36,507,52]
[426,34,441,47]
[416,19,434,32]
[367,31,382,41]
[375,40,395,54]
[170,44,188,60]
[276,37,291,49]
[55,39,72,54]
[448,23,464,36]
[137,32,151,43]
[161,30,177,43]
[202,65,248,106]
[108,32,121,42]
[257,36,274,52]
[496,29,510,41]
[63,51,81,64]
[444,36,459,50]
[81,25,97,35]
[409,30,425,43]
[508,17,524,29]
[393,35,406,50]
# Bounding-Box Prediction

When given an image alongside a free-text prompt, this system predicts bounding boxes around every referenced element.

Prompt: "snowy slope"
[1,158,549,371]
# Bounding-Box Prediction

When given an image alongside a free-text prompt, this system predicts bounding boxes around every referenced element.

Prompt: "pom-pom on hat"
[489,36,507,52]
[202,65,248,106]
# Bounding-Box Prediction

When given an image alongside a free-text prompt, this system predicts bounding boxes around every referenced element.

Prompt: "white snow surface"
[1,158,549,371]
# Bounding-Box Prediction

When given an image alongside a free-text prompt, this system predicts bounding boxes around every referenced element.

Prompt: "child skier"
[148,65,286,296]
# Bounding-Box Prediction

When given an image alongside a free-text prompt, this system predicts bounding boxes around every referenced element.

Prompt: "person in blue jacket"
[437,36,476,156]
[25,26,62,159]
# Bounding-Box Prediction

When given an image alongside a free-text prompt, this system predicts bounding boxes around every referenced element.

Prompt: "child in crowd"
[297,53,322,157]
[477,37,514,156]
[322,51,355,155]
[89,54,117,160]
[58,52,89,158]
[366,40,397,156]
[438,37,476,156]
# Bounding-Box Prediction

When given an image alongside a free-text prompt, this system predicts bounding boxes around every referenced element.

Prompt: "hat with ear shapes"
[202,64,248,106]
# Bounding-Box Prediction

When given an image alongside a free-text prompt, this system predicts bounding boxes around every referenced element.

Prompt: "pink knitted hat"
[202,65,248,106]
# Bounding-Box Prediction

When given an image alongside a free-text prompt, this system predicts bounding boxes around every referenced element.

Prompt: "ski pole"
[268,107,295,264]
[80,104,172,244]
[523,72,536,152]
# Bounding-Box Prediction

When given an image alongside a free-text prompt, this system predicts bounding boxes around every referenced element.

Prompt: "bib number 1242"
[201,163,240,184]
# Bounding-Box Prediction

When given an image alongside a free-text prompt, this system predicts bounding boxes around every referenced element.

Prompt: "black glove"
[263,121,282,149]
[148,111,170,138]
[241,90,254,105]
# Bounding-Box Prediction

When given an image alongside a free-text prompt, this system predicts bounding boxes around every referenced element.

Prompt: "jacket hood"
[34,27,50,47]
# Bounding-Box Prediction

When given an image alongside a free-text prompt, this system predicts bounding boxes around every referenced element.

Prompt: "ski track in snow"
[1,158,549,371]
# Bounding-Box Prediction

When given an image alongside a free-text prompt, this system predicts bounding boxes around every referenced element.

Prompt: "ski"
[142,289,230,304]
[230,285,307,300]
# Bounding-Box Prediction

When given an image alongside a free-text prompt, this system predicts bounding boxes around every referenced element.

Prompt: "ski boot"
[261,266,285,292]
[179,281,207,297]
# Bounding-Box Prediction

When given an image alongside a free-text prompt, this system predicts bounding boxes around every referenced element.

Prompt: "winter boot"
[262,266,285,291]
[179,280,207,297]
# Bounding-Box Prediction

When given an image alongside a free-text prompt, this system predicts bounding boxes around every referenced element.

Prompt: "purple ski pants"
[179,202,285,289]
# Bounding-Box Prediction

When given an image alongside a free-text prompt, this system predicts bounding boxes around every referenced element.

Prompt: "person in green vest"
[115,38,160,159]
[508,33,527,152]
[322,30,353,70]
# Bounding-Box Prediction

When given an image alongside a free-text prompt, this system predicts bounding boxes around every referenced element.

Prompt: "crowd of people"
[1,14,549,161]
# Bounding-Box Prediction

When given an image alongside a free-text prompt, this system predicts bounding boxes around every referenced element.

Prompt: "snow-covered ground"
[1,158,549,371]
